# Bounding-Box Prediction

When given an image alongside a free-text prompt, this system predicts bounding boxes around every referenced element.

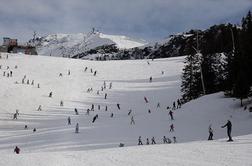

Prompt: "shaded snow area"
[0,53,251,165]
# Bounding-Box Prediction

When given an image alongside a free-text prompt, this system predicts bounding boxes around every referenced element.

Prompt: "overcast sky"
[0,0,251,42]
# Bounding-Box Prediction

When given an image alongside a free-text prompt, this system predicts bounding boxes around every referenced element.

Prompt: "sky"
[0,0,251,42]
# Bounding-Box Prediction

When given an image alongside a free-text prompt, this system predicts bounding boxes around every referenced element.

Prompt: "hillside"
[0,53,251,165]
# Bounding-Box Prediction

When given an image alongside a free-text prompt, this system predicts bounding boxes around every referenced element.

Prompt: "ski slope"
[0,53,251,165]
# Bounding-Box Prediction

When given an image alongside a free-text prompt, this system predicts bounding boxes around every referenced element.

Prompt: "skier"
[75,123,79,133]
[208,125,213,140]
[117,103,120,110]
[98,105,100,110]
[24,125,28,129]
[163,136,168,144]
[68,117,71,125]
[33,128,36,132]
[177,99,181,108]
[97,90,100,95]
[105,106,108,111]
[93,71,97,76]
[49,92,52,97]
[138,136,143,145]
[169,110,174,120]
[170,124,174,132]
[92,114,98,123]
[37,105,42,111]
[37,83,40,88]
[172,101,176,110]
[149,76,152,83]
[10,71,12,77]
[84,67,88,72]
[27,79,29,85]
[60,100,64,106]
[144,97,149,103]
[109,82,112,89]
[31,80,34,85]
[167,137,172,144]
[157,102,160,108]
[86,109,90,115]
[104,93,107,99]
[128,109,132,116]
[91,104,94,111]
[173,136,177,143]
[74,108,79,115]
[130,116,135,125]
[146,138,149,145]
[68,70,70,75]
[221,120,233,141]
[151,137,156,144]
[13,113,18,120]
[110,113,114,118]
[148,109,151,114]
[161,71,164,75]
[14,146,20,154]
[59,73,63,77]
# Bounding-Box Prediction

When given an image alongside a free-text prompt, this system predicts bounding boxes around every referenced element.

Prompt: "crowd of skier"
[0,53,236,154]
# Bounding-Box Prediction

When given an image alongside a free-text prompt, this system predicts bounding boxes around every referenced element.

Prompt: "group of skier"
[138,136,176,145]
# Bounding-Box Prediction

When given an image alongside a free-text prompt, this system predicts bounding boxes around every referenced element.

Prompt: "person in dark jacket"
[14,146,20,154]
[221,120,233,141]
[208,125,213,140]
[169,110,174,120]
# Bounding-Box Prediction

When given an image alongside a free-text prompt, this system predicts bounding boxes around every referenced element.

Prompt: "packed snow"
[0,52,251,165]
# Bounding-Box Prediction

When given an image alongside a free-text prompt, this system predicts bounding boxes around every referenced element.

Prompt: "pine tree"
[181,53,202,101]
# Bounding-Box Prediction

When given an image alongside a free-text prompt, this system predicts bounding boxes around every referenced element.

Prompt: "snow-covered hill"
[33,32,146,57]
[0,53,251,165]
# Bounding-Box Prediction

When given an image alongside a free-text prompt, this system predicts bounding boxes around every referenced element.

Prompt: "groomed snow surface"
[0,53,251,165]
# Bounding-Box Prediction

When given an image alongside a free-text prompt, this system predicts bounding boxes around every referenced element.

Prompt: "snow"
[0,52,251,165]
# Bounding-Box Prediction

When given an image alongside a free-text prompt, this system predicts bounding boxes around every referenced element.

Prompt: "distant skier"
[68,117,71,125]
[144,97,149,103]
[146,138,150,145]
[68,70,70,75]
[138,136,143,145]
[91,104,94,111]
[128,109,132,116]
[59,73,63,77]
[33,128,37,132]
[24,125,28,129]
[31,80,34,85]
[14,146,20,154]
[86,109,90,115]
[173,136,177,143]
[74,108,79,115]
[37,83,40,88]
[75,123,79,133]
[60,100,64,106]
[92,114,98,123]
[117,103,121,110]
[148,109,151,113]
[104,93,107,99]
[169,110,174,120]
[177,99,181,108]
[151,137,156,144]
[167,137,172,144]
[170,124,174,132]
[149,76,152,83]
[163,136,168,144]
[130,116,135,125]
[109,82,112,89]
[93,71,97,76]
[172,101,176,110]
[157,102,160,108]
[105,106,108,111]
[84,67,88,72]
[161,71,164,75]
[110,113,114,118]
[221,120,233,142]
[13,113,18,120]
[37,105,42,111]
[208,125,213,140]
[98,105,100,110]
[49,92,52,97]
